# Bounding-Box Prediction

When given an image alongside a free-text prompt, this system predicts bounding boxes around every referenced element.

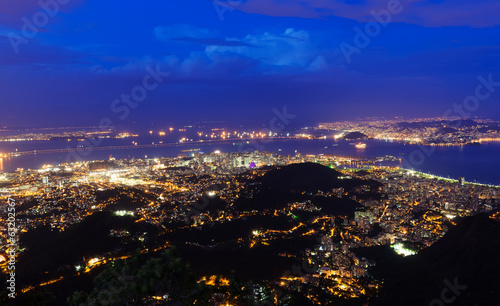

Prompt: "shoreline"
[1,138,500,186]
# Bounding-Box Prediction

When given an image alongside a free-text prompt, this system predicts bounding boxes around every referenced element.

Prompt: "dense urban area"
[317,117,500,145]
[1,150,498,304]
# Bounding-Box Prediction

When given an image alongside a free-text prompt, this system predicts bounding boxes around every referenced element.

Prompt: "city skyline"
[2,2,500,305]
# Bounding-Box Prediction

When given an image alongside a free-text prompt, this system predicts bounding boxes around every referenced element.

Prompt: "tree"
[68,247,206,305]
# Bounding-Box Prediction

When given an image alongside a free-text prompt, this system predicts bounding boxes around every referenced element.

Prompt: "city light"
[391,243,417,257]
[1,143,498,304]
[114,210,134,217]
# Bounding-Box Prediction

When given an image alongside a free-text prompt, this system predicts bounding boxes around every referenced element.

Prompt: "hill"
[259,162,366,193]
[372,213,500,306]
[343,131,368,140]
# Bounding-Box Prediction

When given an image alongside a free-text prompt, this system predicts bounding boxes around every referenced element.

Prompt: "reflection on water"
[0,158,3,172]
[0,139,499,185]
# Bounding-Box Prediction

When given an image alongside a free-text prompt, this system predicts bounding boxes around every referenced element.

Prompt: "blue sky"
[0,0,499,127]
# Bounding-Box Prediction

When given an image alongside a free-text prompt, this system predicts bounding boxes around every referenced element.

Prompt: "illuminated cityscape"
[1,1,500,305]
[318,117,500,145]
[1,149,499,304]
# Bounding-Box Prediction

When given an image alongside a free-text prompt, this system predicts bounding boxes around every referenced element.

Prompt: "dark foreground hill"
[232,163,377,215]
[372,213,500,306]
[8,163,383,305]
[259,162,367,193]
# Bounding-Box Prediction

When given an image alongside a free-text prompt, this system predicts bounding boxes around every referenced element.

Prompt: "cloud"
[171,37,252,47]
[307,55,328,71]
[119,26,332,79]
[154,24,218,41]
[204,28,330,71]
[0,0,84,28]
[155,24,252,47]
[237,0,500,28]
[0,33,82,67]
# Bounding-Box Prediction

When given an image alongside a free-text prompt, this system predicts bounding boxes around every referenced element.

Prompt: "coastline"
[1,138,500,186]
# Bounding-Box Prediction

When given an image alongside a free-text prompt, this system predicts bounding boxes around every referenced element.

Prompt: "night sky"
[1,0,499,127]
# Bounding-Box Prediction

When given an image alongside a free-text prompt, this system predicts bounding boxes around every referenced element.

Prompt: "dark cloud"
[171,37,253,47]
[238,0,500,27]
[0,0,84,27]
